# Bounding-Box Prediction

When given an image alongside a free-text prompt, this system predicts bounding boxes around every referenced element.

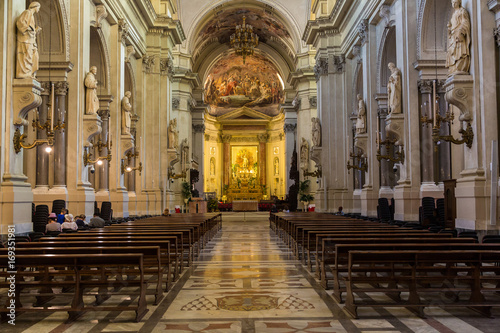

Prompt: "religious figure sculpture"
[181,139,189,170]
[311,117,321,147]
[300,138,309,170]
[85,66,100,115]
[210,157,215,176]
[355,94,367,134]
[387,63,402,115]
[121,91,132,135]
[274,157,279,175]
[168,118,178,149]
[16,2,41,79]
[446,0,471,75]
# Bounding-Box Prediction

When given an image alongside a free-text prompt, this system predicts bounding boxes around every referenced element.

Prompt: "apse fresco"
[204,53,284,116]
[198,8,290,45]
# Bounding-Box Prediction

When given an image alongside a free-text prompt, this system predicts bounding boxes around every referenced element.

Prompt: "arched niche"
[89,27,111,95]
[417,0,453,61]
[377,26,396,94]
[125,62,136,111]
[352,62,363,114]
[35,0,70,63]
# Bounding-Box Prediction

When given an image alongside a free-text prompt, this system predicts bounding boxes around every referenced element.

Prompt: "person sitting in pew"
[46,213,61,233]
[61,214,78,231]
[88,213,105,228]
[75,214,88,229]
[335,206,344,215]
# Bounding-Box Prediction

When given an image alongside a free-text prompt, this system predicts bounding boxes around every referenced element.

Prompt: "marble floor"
[5,212,500,332]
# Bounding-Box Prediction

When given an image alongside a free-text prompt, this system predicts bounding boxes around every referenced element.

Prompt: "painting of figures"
[204,53,283,116]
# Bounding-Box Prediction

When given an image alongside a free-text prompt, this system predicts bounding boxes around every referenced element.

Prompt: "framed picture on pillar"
[210,147,216,155]
[273,147,279,155]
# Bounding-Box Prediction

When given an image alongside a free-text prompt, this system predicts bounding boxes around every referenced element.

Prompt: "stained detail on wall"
[204,53,283,116]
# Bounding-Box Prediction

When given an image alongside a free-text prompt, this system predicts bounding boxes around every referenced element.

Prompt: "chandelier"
[230,16,259,64]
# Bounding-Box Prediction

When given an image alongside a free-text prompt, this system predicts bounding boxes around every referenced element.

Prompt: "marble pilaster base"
[455,169,489,230]
[360,186,378,217]
[352,189,362,214]
[393,184,420,221]
[0,174,34,235]
[110,190,130,218]
[420,182,444,199]
[127,191,137,216]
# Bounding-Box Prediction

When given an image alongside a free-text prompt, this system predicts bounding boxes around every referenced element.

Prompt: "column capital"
[98,109,110,120]
[118,18,130,45]
[357,19,368,45]
[313,58,328,81]
[192,124,205,133]
[54,81,69,96]
[284,123,297,133]
[257,133,269,143]
[40,81,51,96]
[221,134,232,143]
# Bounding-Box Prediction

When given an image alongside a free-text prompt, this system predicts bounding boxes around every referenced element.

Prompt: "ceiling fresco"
[198,8,291,46]
[204,53,284,117]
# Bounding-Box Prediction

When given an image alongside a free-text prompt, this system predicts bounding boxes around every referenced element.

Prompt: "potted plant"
[299,180,314,212]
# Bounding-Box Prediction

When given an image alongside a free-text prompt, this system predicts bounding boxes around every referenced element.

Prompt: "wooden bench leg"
[95,268,110,305]
[68,267,85,321]
[34,267,54,307]
[343,279,358,319]
[135,282,149,322]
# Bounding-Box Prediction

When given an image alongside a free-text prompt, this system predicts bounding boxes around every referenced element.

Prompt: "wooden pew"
[1,246,164,305]
[0,254,149,322]
[343,250,500,319]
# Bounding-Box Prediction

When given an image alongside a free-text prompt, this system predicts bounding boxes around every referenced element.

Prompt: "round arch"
[90,27,111,95]
[377,25,397,94]
[417,0,453,61]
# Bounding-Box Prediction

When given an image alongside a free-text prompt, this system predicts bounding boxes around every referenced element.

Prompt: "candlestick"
[376,114,380,150]
[50,83,54,131]
[108,115,111,143]
[432,80,437,128]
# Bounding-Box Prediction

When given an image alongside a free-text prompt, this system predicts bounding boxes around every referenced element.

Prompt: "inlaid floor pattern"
[7,213,500,332]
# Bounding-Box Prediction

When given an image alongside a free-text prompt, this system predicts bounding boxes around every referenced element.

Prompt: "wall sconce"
[83,145,111,167]
[376,138,405,164]
[13,127,54,154]
[347,151,368,173]
[168,166,186,180]
[121,159,142,175]
[303,167,322,178]
[421,80,473,150]
[125,150,140,163]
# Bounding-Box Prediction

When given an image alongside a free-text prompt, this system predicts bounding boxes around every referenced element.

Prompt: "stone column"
[258,134,268,186]
[418,80,434,184]
[192,124,205,195]
[53,81,69,188]
[97,109,110,192]
[36,82,51,188]
[222,135,231,186]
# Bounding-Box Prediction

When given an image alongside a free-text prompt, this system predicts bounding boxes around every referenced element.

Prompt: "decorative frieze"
[160,57,174,76]
[221,134,232,143]
[332,55,346,74]
[172,97,180,109]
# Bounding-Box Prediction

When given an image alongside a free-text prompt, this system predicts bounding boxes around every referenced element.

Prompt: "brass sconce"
[421,80,473,150]
[303,167,322,178]
[125,150,140,163]
[121,159,142,175]
[347,151,368,173]
[168,166,186,180]
[376,138,405,164]
[13,127,54,154]
[83,145,112,167]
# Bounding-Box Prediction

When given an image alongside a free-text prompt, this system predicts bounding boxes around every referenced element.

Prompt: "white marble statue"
[121,91,132,135]
[16,2,41,79]
[355,94,366,134]
[387,62,402,115]
[168,118,178,149]
[300,137,309,169]
[311,117,321,147]
[446,0,471,75]
[85,66,100,115]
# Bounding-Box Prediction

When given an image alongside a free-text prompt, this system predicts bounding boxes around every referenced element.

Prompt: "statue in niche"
[274,157,279,175]
[181,139,189,170]
[168,118,178,149]
[387,62,402,115]
[300,138,309,170]
[446,0,471,75]
[16,2,41,79]
[356,94,367,134]
[121,91,132,135]
[311,117,321,147]
[85,66,100,115]
[210,157,215,176]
